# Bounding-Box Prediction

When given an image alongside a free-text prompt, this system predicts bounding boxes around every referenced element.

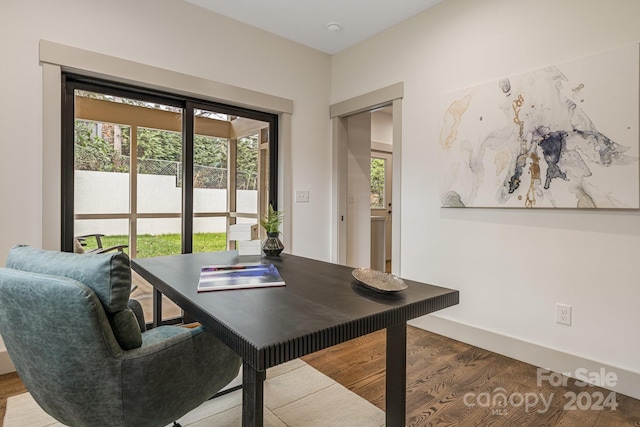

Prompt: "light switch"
[295,190,310,203]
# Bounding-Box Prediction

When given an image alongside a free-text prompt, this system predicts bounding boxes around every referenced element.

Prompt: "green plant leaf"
[260,204,284,233]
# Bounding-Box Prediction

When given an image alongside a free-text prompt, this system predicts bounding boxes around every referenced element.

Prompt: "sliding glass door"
[189,105,271,254]
[62,75,278,325]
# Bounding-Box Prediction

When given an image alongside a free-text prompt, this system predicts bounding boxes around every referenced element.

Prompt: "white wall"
[0,0,332,263]
[332,0,640,397]
[371,110,393,144]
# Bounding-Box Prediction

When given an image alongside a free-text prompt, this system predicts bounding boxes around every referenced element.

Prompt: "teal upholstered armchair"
[0,245,241,427]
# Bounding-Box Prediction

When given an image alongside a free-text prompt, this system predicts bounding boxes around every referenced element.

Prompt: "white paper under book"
[197,262,285,292]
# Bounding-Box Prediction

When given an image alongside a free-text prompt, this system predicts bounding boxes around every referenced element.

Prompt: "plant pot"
[262,232,284,256]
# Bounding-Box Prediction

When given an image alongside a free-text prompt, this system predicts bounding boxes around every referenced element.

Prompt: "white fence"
[74,171,257,236]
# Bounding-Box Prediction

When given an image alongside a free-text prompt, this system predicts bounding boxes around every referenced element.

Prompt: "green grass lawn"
[85,233,227,258]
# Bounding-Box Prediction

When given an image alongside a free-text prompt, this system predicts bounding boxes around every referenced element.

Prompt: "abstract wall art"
[439,44,639,208]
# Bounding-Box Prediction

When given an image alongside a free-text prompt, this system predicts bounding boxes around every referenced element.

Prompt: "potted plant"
[260,204,285,256]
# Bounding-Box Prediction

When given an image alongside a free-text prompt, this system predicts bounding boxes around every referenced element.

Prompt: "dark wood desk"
[131,252,459,427]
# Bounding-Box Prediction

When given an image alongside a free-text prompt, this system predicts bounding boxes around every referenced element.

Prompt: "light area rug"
[4,359,385,427]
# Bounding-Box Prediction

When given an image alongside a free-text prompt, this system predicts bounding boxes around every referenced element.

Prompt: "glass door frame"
[61,74,279,255]
[186,101,277,253]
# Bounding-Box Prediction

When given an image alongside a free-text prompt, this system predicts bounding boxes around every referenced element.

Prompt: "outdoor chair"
[74,233,128,254]
[0,245,242,427]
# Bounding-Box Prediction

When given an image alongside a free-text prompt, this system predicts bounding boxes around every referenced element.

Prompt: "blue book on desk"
[197,263,285,292]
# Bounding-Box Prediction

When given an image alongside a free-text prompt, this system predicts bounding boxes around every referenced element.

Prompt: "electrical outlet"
[556,303,572,326]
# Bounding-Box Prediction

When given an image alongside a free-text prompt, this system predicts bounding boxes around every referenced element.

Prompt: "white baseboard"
[410,315,640,401]
[0,350,15,375]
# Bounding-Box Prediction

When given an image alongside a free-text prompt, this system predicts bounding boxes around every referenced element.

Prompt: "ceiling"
[184,0,443,55]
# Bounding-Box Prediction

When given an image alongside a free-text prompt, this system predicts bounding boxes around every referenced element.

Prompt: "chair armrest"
[123,325,229,360]
[75,233,106,239]
[86,245,128,254]
[119,326,193,361]
[75,234,105,247]
[127,299,146,332]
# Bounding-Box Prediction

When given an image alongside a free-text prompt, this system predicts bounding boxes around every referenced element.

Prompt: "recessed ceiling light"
[326,22,342,32]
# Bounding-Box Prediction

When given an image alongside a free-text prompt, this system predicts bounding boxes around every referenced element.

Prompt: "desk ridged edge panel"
[259,290,459,370]
[181,305,263,370]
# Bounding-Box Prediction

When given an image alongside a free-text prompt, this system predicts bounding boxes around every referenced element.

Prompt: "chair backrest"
[4,245,142,350]
[0,258,132,424]
[6,245,131,311]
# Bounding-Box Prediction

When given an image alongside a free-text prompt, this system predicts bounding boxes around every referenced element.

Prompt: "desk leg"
[386,322,407,427]
[242,363,265,427]
[152,288,162,328]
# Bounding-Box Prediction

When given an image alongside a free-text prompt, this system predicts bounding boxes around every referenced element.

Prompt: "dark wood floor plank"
[303,325,640,426]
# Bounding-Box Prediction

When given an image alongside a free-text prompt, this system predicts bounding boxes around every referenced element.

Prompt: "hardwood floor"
[1,325,638,426]
[0,372,27,426]
[302,326,640,426]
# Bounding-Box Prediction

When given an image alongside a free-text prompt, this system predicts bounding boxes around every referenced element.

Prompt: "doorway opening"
[330,83,403,276]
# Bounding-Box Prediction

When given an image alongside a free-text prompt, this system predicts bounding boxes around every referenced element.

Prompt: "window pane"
[74,117,131,214]
[136,218,182,258]
[194,134,228,213]
[371,157,386,208]
[137,127,183,214]
[193,217,228,253]
[134,218,182,323]
[237,135,259,214]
